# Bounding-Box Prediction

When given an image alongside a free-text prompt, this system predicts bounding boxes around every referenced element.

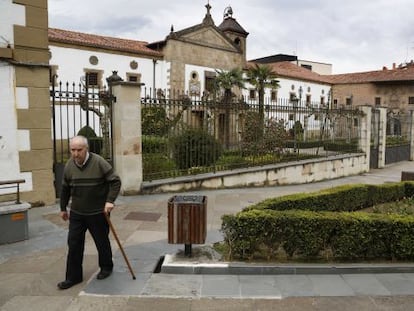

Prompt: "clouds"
[48,0,414,74]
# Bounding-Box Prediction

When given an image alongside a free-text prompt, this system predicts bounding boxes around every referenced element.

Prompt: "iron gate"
[50,79,114,197]
[370,108,411,169]
[385,110,411,165]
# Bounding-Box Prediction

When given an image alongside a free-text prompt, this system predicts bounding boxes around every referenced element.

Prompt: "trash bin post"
[168,195,207,257]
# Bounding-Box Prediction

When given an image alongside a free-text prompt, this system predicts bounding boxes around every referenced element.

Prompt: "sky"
[48,0,414,74]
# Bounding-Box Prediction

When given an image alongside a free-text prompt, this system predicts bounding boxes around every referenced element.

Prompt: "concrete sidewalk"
[1,161,414,310]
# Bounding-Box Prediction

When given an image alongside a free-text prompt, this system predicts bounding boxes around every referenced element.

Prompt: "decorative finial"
[170,24,174,33]
[205,2,211,15]
[202,1,214,25]
[224,6,233,19]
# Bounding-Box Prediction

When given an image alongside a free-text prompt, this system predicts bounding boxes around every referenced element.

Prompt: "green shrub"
[142,135,168,154]
[77,126,102,154]
[143,153,176,180]
[171,128,222,170]
[324,140,359,152]
[142,106,169,136]
[77,125,97,138]
[221,182,414,261]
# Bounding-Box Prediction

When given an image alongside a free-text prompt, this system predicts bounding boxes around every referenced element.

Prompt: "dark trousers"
[65,211,113,282]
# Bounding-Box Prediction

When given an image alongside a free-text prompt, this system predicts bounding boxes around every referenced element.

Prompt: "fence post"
[377,107,387,168]
[359,106,371,172]
[111,81,143,194]
[410,110,414,161]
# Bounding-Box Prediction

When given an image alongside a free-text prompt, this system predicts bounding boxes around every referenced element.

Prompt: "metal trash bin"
[0,202,30,245]
[168,195,207,256]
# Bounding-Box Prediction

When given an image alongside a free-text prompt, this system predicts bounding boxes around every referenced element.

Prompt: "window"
[271,90,277,101]
[306,94,311,106]
[409,97,414,105]
[87,72,98,86]
[346,97,352,106]
[375,97,381,106]
[289,92,296,102]
[320,96,325,106]
[205,71,216,93]
[333,99,338,108]
[84,70,103,87]
[249,89,256,100]
[126,73,141,83]
[289,113,294,121]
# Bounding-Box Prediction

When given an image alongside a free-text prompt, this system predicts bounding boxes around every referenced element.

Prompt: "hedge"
[221,181,414,261]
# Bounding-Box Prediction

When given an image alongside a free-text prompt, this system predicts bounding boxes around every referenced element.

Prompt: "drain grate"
[124,211,161,222]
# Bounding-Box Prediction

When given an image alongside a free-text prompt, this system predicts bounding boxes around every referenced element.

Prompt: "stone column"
[359,106,371,172]
[410,110,414,161]
[111,82,143,195]
[377,107,387,168]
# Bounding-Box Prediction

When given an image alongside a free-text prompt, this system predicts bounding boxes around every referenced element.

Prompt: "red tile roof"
[48,28,163,58]
[248,61,332,84]
[328,65,414,84]
[48,28,414,85]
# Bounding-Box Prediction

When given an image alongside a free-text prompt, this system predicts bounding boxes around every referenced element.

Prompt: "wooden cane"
[104,212,136,280]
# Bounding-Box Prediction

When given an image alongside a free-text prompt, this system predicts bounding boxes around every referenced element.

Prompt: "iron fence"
[51,81,113,164]
[385,109,412,164]
[50,80,114,197]
[141,88,364,181]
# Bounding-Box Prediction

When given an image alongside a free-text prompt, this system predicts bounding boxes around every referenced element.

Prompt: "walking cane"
[104,212,136,280]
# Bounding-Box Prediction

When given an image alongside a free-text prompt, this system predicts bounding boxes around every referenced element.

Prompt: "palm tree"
[245,64,279,128]
[214,68,245,148]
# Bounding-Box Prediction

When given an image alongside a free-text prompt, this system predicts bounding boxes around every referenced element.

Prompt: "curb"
[161,255,414,275]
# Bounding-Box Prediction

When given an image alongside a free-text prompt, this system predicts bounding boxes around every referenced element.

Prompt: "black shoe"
[97,269,112,280]
[57,279,82,290]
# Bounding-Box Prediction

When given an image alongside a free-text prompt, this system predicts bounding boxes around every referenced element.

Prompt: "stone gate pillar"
[111,81,143,194]
[377,107,387,168]
[410,111,414,161]
[359,106,371,172]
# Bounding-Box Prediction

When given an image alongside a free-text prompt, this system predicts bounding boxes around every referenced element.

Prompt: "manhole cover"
[124,211,161,222]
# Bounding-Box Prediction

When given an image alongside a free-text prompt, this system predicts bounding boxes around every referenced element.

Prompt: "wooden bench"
[0,179,25,204]
[0,179,30,244]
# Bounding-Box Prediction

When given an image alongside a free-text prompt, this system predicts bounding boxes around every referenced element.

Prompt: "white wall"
[242,77,331,132]
[296,60,332,75]
[0,65,33,194]
[0,1,32,194]
[49,46,170,91]
[0,1,25,48]
[185,63,218,95]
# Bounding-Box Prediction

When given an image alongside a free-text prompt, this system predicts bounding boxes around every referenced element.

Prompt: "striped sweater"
[60,153,121,215]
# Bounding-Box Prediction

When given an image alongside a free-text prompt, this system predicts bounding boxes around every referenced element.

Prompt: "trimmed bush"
[171,128,222,170]
[143,153,177,180]
[221,181,414,261]
[77,126,102,154]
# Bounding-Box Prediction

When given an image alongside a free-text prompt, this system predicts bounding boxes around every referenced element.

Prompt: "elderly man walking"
[58,135,121,290]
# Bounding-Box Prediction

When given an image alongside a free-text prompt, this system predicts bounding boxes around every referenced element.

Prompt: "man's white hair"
[70,135,89,147]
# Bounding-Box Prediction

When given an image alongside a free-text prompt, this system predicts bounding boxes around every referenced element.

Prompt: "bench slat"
[0,179,25,186]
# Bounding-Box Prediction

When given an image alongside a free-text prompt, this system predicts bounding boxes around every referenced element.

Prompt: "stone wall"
[0,0,54,205]
[165,39,244,91]
[332,82,414,111]
[141,154,370,194]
